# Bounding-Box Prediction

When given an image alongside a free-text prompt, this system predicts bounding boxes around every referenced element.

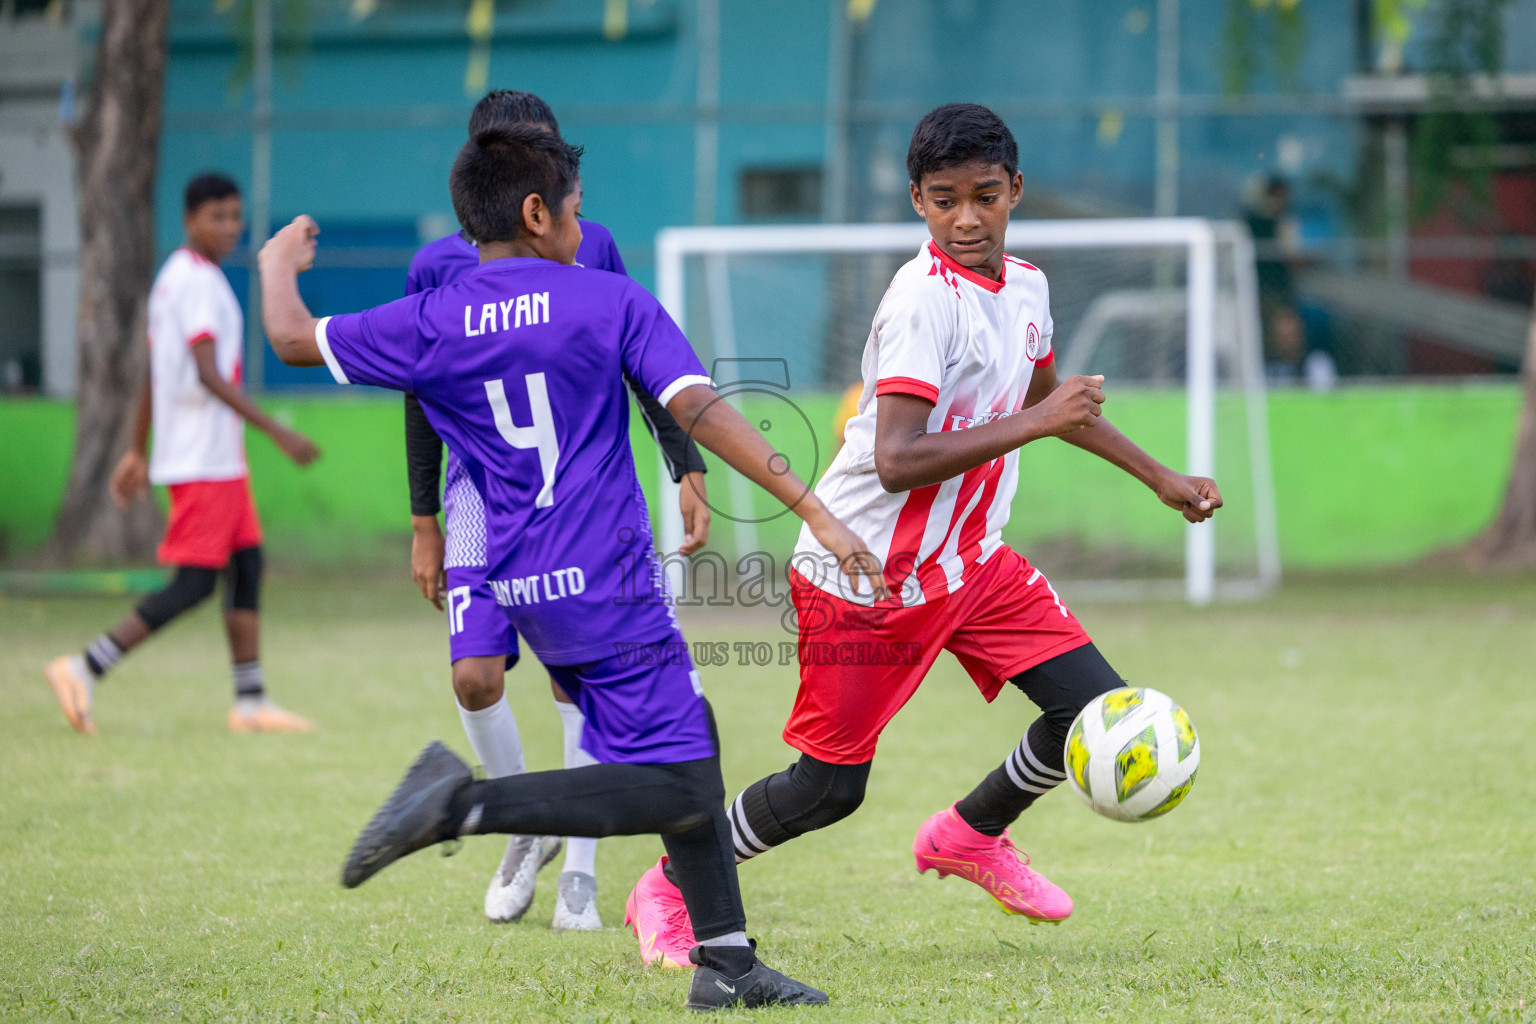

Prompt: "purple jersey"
[319,258,710,664]
[406,220,625,293]
[406,221,626,569]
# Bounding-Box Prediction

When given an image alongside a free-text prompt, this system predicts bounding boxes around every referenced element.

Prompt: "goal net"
[650,219,1280,605]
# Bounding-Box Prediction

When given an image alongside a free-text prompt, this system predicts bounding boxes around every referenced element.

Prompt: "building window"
[0,205,42,394]
[7,0,63,17]
[739,166,823,221]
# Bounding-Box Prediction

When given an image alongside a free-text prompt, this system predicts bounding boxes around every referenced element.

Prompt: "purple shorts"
[444,566,519,668]
[546,628,717,765]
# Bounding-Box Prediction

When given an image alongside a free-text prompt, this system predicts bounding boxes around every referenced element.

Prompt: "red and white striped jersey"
[146,248,247,485]
[795,239,1054,607]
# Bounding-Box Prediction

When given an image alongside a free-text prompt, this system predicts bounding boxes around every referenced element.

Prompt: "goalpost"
[653,219,1281,606]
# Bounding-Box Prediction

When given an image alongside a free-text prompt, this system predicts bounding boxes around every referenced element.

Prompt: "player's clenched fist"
[259,215,320,274]
[1030,374,1106,437]
[1154,471,1223,523]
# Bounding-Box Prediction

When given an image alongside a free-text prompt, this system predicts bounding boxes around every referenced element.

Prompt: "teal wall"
[141,1,1536,399]
[151,0,1388,285]
[2,384,1524,573]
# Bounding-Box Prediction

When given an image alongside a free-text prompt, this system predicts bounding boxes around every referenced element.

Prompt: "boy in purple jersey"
[259,124,885,1010]
[400,90,711,931]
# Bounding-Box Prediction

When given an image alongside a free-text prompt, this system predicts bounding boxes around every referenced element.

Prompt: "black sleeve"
[626,374,707,482]
[404,392,445,516]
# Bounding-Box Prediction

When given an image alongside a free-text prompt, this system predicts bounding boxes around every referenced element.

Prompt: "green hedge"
[0,383,1522,570]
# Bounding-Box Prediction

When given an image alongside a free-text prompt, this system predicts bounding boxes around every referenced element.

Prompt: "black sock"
[445,760,725,837]
[955,716,1066,836]
[443,757,748,940]
[232,661,264,702]
[442,782,479,840]
[956,644,1120,836]
[83,634,124,678]
[691,942,757,978]
[660,801,746,940]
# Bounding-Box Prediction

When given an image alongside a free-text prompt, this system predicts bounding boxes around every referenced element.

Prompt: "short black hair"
[906,103,1019,186]
[468,89,559,137]
[450,124,582,244]
[184,172,240,214]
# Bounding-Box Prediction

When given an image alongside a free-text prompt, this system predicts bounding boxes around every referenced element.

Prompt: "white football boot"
[484,835,562,923]
[551,870,602,931]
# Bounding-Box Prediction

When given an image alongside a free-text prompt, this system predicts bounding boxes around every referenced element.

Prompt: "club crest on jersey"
[1025,323,1040,361]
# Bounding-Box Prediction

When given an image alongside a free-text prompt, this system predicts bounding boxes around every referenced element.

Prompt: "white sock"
[563,837,598,877]
[70,655,99,699]
[557,698,599,876]
[699,931,750,948]
[458,696,526,778]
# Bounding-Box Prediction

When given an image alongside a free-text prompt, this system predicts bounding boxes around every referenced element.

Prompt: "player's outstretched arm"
[1022,362,1221,524]
[666,384,886,599]
[872,374,1106,493]
[258,215,324,367]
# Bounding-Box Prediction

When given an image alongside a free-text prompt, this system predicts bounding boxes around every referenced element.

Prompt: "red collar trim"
[180,247,214,267]
[927,240,1005,293]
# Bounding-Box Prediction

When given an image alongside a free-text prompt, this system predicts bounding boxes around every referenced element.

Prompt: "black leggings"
[729,755,871,858]
[135,546,262,630]
[447,702,745,940]
[730,642,1124,851]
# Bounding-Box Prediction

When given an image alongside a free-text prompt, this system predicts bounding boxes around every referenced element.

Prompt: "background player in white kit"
[45,173,319,736]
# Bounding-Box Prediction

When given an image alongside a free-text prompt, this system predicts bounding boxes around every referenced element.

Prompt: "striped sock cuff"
[727,780,792,863]
[84,635,124,678]
[232,660,265,699]
[1003,734,1068,796]
[728,793,769,862]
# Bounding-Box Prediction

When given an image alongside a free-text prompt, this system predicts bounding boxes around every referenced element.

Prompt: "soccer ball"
[1063,687,1200,823]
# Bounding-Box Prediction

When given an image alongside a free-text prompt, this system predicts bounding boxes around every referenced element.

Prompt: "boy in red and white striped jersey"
[45,173,319,736]
[629,103,1223,958]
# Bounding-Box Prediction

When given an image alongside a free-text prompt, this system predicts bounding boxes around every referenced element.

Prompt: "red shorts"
[783,546,1091,764]
[158,477,263,568]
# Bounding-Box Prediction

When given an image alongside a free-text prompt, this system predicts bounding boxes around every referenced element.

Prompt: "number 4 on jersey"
[485,373,560,508]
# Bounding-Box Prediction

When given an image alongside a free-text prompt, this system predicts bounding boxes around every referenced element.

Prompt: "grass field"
[3,572,1535,1022]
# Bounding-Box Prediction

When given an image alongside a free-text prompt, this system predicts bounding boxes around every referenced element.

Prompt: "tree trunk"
[1466,302,1536,569]
[47,0,169,565]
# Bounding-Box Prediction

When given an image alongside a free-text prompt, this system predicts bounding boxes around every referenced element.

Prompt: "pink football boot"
[913,804,1073,923]
[624,855,697,968]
